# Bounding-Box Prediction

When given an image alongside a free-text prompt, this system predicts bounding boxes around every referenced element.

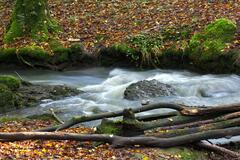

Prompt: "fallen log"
[2,127,240,148]
[38,102,240,132]
[147,117,240,138]
[157,111,240,131]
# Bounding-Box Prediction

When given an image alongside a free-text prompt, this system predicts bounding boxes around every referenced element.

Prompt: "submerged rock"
[124,79,176,100]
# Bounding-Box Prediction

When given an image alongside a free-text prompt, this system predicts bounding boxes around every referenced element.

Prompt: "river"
[1,67,240,143]
[1,67,240,119]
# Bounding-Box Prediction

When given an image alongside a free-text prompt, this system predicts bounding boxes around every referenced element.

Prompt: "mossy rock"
[0,84,17,113]
[0,75,21,91]
[189,18,237,62]
[204,18,237,42]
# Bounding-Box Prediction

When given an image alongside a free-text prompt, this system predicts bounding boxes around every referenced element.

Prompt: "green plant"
[113,43,138,59]
[128,33,163,65]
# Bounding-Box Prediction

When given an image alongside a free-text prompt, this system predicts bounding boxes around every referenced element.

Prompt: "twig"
[14,71,24,81]
[49,108,64,124]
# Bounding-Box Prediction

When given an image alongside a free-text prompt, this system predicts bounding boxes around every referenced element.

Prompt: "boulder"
[124,79,176,100]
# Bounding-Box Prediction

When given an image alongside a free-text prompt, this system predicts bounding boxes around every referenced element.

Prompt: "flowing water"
[1,67,240,143]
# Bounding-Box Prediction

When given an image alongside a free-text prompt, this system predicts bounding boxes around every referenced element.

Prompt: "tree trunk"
[4,0,57,43]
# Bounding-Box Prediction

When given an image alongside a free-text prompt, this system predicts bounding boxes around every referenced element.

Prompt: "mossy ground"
[0,41,91,70]
[100,18,240,73]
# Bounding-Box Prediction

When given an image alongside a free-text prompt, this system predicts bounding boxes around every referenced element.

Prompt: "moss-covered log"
[4,0,58,43]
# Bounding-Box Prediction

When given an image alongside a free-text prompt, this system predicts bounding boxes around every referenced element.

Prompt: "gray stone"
[124,79,176,100]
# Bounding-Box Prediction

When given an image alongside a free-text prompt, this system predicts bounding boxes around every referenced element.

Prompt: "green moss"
[205,18,237,42]
[0,48,18,63]
[97,119,121,135]
[48,39,72,63]
[27,113,55,121]
[4,0,59,43]
[0,116,26,123]
[113,43,136,56]
[189,18,237,61]
[52,47,71,63]
[0,84,16,112]
[0,75,21,91]
[99,43,138,67]
[70,43,84,54]
[18,46,50,61]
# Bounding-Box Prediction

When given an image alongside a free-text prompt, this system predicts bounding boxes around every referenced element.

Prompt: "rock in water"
[124,80,176,100]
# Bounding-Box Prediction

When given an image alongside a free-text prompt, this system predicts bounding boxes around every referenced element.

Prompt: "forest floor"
[0,0,239,52]
[0,119,226,160]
